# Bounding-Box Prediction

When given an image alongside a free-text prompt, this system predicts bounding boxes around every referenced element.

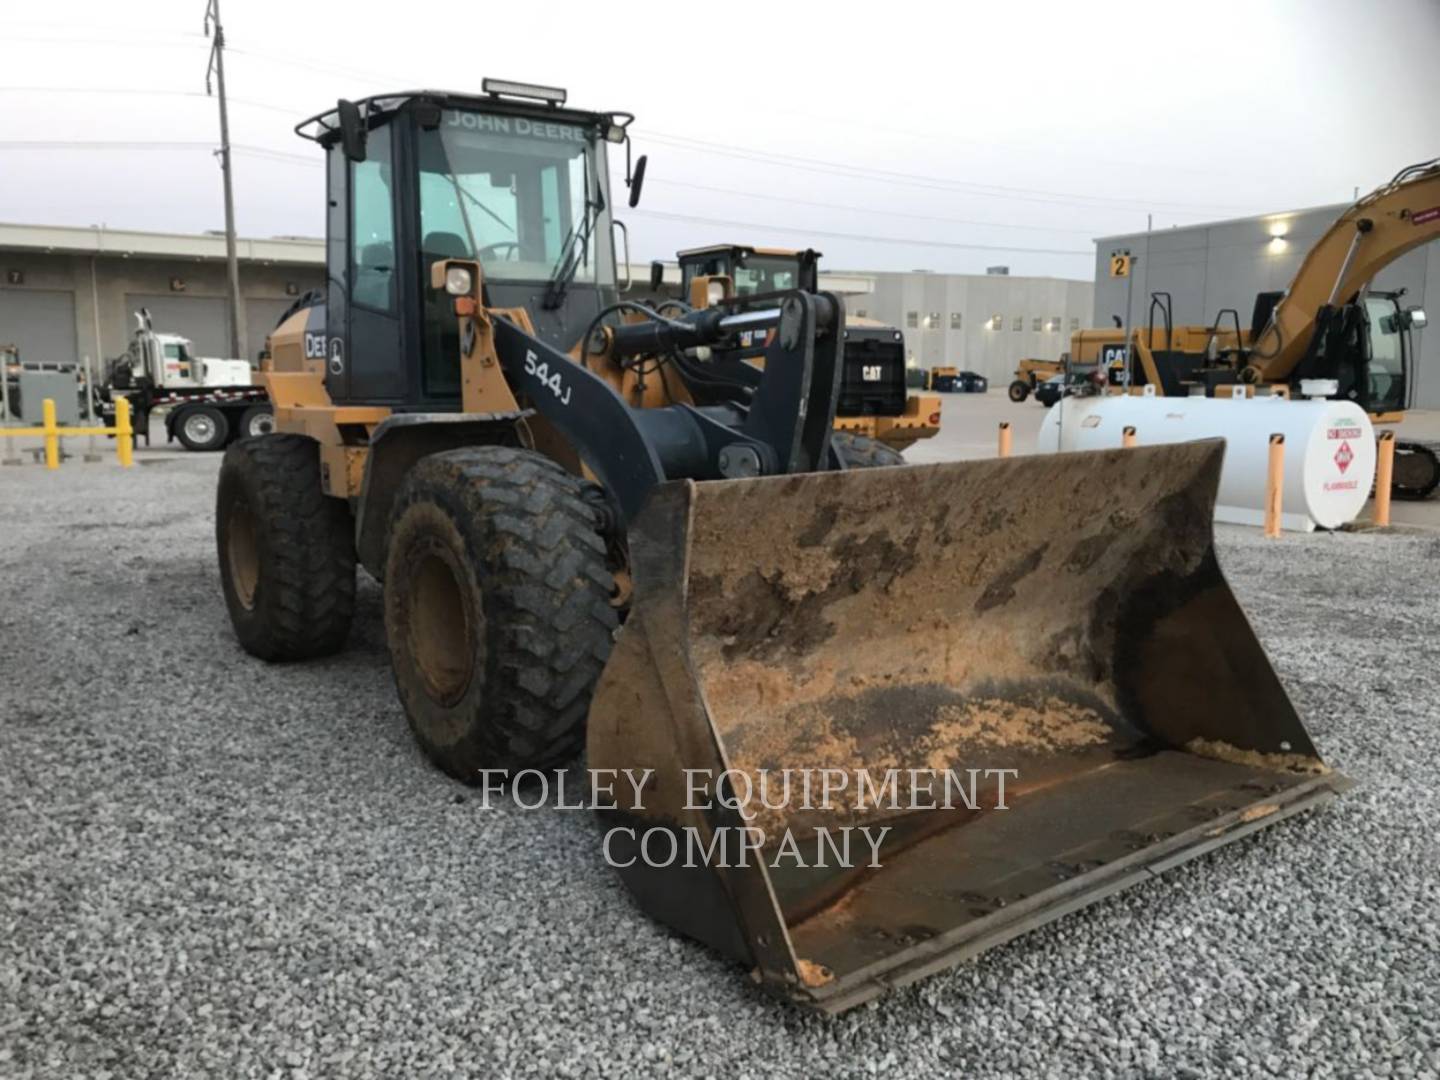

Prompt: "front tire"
[383,447,617,779]
[176,405,230,452]
[216,435,356,660]
[1008,379,1031,403]
[832,432,906,468]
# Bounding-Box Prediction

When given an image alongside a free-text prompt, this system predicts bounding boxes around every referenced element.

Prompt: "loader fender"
[587,440,1348,1011]
[354,411,529,579]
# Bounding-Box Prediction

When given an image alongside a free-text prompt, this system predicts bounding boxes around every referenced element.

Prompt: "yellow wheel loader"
[217,82,1347,1012]
[668,243,942,453]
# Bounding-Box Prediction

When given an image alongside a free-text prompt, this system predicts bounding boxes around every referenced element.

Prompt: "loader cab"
[300,85,622,408]
[677,245,819,300]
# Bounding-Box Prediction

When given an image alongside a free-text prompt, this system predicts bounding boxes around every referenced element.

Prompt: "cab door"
[325,122,406,405]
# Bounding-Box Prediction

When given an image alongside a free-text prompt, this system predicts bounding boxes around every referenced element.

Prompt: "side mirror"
[337,99,368,163]
[649,260,665,291]
[628,154,647,208]
[1408,306,1428,330]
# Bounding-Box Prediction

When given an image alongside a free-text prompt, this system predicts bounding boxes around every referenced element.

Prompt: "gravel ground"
[2,449,1438,1079]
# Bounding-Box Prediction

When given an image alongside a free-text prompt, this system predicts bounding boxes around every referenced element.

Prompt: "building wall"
[0,250,322,370]
[852,272,1095,383]
[1092,205,1438,406]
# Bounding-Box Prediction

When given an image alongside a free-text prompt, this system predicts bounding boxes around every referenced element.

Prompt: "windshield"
[683,252,805,296]
[1364,294,1406,411]
[730,255,801,296]
[416,109,613,285]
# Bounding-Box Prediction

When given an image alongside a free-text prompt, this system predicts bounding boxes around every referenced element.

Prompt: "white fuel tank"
[1036,390,1376,532]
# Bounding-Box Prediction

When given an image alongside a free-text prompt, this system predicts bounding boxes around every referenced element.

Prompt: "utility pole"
[205,0,245,360]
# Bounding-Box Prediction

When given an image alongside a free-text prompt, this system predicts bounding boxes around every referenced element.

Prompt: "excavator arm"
[1249,158,1440,381]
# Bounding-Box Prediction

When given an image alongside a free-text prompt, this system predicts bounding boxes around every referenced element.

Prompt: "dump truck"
[670,243,941,453]
[216,81,1347,1012]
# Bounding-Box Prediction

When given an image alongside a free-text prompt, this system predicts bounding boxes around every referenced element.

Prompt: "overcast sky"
[2,0,1437,278]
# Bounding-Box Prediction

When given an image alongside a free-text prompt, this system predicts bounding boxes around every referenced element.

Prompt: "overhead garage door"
[124,294,229,358]
[246,299,297,361]
[0,288,78,365]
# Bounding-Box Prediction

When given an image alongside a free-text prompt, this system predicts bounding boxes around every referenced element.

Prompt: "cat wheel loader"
[668,243,941,454]
[217,82,1347,1013]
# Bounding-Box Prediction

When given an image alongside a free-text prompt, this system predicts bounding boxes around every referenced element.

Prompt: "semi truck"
[101,310,273,451]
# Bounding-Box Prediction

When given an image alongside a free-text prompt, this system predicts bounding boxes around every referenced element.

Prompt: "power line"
[641,131,1257,215]
[0,139,317,163]
[2,33,203,48]
[225,43,418,87]
[643,177,1105,235]
[0,139,217,151]
[630,209,1092,257]
[184,43,1256,218]
[0,86,299,115]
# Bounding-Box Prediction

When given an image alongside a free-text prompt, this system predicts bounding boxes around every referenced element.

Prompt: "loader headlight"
[445,266,473,296]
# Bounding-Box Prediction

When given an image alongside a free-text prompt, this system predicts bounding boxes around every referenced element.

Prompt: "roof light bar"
[481,79,567,105]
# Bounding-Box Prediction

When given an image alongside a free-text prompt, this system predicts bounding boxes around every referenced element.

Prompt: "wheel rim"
[408,547,475,706]
[227,502,260,610]
[248,412,274,437]
[184,413,216,445]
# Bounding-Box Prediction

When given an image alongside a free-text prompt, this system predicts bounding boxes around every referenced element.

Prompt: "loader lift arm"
[484,288,846,525]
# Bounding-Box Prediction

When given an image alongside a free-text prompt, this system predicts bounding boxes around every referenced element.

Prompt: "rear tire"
[383,447,617,779]
[832,432,906,468]
[1008,379,1031,403]
[239,403,275,439]
[216,434,356,660]
[177,405,229,452]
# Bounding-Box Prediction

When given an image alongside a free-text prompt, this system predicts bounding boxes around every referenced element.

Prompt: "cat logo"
[861,365,883,382]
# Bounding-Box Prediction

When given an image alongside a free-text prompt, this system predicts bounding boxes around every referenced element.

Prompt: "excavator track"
[1392,439,1440,500]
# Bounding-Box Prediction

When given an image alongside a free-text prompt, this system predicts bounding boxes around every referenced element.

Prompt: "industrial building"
[1092,204,1439,406]
[0,223,323,369]
[841,270,1095,382]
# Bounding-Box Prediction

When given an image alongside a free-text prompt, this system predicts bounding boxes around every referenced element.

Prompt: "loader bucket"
[588,441,1347,1013]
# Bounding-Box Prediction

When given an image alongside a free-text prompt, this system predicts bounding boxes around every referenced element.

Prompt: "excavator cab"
[1293,290,1420,415]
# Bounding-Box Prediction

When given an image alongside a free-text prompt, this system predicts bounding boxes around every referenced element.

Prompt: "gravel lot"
[3,419,1439,1078]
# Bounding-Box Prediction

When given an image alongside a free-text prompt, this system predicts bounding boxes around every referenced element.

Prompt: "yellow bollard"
[1374,430,1395,528]
[1122,425,1137,448]
[42,398,60,470]
[998,421,1012,458]
[115,397,134,469]
[1264,433,1284,538]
